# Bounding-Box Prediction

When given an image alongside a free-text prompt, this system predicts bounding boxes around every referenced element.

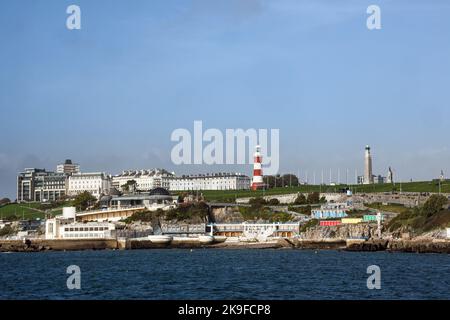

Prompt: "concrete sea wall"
[1,238,449,253]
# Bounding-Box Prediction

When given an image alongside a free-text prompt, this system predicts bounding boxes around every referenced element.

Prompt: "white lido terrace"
[207,222,300,240]
[76,206,146,222]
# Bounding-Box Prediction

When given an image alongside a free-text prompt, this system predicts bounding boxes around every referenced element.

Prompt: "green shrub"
[164,202,209,222]
[0,225,14,237]
[294,194,307,205]
[268,198,280,205]
[239,206,292,222]
[421,194,448,217]
[0,198,11,206]
[288,205,311,215]
[306,192,320,204]
[299,219,319,233]
[73,191,97,211]
[248,197,267,207]
[386,201,450,233]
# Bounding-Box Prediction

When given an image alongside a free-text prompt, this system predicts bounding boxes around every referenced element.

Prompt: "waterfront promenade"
[2,237,450,254]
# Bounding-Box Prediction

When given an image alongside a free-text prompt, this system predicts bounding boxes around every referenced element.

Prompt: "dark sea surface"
[0,249,449,300]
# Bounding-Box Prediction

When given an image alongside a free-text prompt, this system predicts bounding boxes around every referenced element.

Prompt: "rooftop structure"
[95,187,178,220]
[56,159,80,175]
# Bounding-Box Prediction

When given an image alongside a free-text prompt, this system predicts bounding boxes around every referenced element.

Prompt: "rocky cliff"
[210,207,244,223]
[300,223,379,240]
[346,239,450,254]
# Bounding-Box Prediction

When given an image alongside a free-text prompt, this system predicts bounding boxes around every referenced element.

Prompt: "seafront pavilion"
[207,222,300,238]
[76,206,146,222]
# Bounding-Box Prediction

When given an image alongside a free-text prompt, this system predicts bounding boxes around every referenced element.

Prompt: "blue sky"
[1,0,450,198]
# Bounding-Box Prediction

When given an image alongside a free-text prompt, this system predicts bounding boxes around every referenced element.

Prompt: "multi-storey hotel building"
[17,168,67,202]
[111,169,174,192]
[67,172,111,199]
[168,173,251,191]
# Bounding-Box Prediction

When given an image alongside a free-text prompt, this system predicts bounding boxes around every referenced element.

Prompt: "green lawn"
[0,203,68,220]
[181,180,450,202]
[1,180,447,218]
[365,203,411,214]
[0,203,44,220]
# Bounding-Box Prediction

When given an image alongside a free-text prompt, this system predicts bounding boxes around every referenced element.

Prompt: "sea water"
[0,249,449,300]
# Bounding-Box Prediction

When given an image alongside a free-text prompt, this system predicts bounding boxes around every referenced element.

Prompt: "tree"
[0,225,14,237]
[263,175,276,189]
[0,198,11,206]
[249,197,267,208]
[307,192,321,204]
[294,194,307,205]
[73,191,97,211]
[263,174,299,188]
[178,194,185,203]
[422,194,448,217]
[122,180,137,193]
[268,198,280,205]
[281,174,299,187]
[4,215,19,221]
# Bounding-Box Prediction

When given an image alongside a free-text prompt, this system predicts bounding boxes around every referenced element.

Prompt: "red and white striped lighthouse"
[251,145,264,190]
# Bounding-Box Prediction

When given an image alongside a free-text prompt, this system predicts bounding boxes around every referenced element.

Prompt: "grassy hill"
[186,180,450,202]
[0,203,45,220]
[1,181,448,218]
[365,203,411,214]
[0,202,69,220]
[386,195,450,234]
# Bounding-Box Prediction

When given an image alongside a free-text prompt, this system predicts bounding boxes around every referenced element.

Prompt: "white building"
[111,169,174,192]
[45,206,115,239]
[45,218,115,239]
[68,172,111,199]
[358,174,386,185]
[373,175,387,184]
[168,173,251,191]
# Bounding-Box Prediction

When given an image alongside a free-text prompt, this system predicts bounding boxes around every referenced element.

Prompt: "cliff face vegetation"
[238,206,292,223]
[210,206,293,223]
[208,197,294,223]
[164,202,209,222]
[387,194,450,234]
[124,202,209,224]
[123,198,298,225]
